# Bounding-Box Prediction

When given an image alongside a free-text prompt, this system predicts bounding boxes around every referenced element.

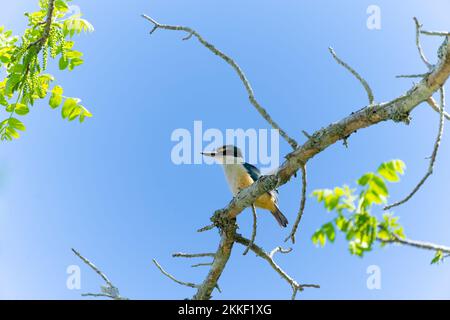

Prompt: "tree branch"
[71,248,127,300]
[172,252,215,258]
[29,0,55,50]
[141,14,298,149]
[191,262,214,268]
[378,234,450,255]
[285,164,307,243]
[243,205,258,255]
[414,17,433,69]
[328,47,375,104]
[152,259,200,289]
[235,233,319,300]
[385,87,446,210]
[192,218,237,300]
[427,95,450,120]
[396,72,430,79]
[421,30,450,37]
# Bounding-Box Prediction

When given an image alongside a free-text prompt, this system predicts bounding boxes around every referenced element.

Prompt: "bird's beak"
[201,151,216,157]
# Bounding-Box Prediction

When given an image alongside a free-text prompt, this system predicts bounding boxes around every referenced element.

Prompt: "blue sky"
[0,0,450,299]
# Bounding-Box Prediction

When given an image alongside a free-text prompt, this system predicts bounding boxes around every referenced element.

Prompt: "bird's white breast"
[222,163,253,195]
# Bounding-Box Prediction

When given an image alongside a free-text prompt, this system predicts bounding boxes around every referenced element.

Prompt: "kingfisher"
[201,145,288,227]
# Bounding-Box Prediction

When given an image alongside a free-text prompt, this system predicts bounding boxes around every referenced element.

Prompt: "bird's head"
[201,145,244,164]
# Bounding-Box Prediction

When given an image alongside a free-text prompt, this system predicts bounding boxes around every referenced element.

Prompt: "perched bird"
[201,145,288,227]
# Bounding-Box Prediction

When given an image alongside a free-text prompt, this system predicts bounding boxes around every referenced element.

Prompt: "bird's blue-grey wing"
[243,163,261,182]
[243,163,279,204]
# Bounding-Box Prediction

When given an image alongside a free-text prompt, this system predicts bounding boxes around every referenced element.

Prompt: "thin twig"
[301,130,312,139]
[285,164,307,243]
[191,262,214,268]
[152,259,199,289]
[235,233,319,300]
[197,224,215,232]
[172,252,215,258]
[81,293,114,298]
[421,30,450,37]
[71,248,126,300]
[243,205,257,255]
[141,14,298,149]
[328,47,374,104]
[269,246,293,259]
[396,73,430,79]
[414,17,433,69]
[427,96,450,120]
[385,87,445,210]
[378,234,450,254]
[72,248,114,290]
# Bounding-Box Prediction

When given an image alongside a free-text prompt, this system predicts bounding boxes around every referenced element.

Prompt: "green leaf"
[6,127,20,139]
[49,85,64,109]
[8,117,26,131]
[61,98,78,119]
[312,230,326,247]
[431,250,444,265]
[392,160,406,174]
[55,0,69,12]
[377,160,405,182]
[13,103,29,115]
[0,94,8,106]
[369,175,389,197]
[68,106,82,121]
[59,57,69,70]
[322,222,336,242]
[357,173,374,186]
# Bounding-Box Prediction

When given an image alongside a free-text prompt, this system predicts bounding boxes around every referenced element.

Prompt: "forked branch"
[235,233,319,300]
[72,248,127,300]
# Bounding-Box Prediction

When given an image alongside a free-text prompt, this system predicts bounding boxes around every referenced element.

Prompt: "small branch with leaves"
[0,0,93,141]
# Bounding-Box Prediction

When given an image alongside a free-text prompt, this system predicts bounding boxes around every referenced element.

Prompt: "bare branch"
[172,252,215,258]
[197,224,215,233]
[243,205,257,255]
[71,248,126,300]
[192,218,237,300]
[421,30,450,37]
[141,14,298,149]
[385,87,445,210]
[328,47,375,104]
[269,246,293,259]
[414,17,433,69]
[427,95,450,120]
[378,234,450,254]
[152,259,200,289]
[396,73,430,79]
[235,233,319,299]
[191,262,214,268]
[301,130,312,139]
[285,164,307,243]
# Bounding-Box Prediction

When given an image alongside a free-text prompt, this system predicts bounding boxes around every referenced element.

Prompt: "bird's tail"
[271,205,288,228]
